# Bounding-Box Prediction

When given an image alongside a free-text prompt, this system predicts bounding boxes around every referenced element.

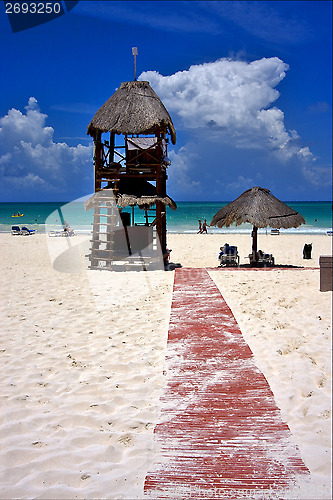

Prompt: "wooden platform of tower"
[86,80,176,270]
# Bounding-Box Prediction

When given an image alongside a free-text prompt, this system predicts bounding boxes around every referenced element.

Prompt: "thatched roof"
[116,178,177,210]
[87,81,176,145]
[210,187,305,229]
[85,181,177,211]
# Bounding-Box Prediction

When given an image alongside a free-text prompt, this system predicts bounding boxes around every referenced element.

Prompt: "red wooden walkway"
[144,268,309,499]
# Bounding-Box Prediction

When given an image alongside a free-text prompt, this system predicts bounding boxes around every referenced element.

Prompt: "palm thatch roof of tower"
[85,181,177,212]
[116,178,177,210]
[210,187,305,229]
[87,80,176,145]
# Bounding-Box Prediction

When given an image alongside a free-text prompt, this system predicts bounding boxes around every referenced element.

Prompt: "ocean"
[1,200,332,235]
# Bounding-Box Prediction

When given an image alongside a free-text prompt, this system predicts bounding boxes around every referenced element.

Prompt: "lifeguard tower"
[85,54,176,270]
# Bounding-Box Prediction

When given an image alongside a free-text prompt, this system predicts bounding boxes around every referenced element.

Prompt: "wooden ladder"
[89,201,118,269]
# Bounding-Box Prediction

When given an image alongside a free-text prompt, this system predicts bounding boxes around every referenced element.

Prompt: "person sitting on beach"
[222,243,230,254]
[197,220,202,233]
[64,221,74,236]
[218,244,230,262]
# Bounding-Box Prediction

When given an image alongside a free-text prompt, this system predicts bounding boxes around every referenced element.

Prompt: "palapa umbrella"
[210,187,305,266]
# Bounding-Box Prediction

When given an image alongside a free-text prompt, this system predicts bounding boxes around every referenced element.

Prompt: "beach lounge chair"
[247,250,274,266]
[218,244,240,267]
[21,226,36,235]
[258,250,274,265]
[48,229,74,237]
[271,229,280,235]
[11,225,21,235]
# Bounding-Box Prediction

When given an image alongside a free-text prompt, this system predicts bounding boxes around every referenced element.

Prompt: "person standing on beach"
[202,219,208,233]
[197,220,202,233]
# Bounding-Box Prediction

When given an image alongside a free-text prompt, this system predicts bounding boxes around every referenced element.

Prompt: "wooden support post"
[94,131,102,192]
[251,226,258,266]
[124,226,132,255]
[161,170,167,253]
[155,139,167,255]
[110,132,115,165]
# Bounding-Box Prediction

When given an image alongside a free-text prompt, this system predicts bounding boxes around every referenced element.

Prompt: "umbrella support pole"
[251,226,258,267]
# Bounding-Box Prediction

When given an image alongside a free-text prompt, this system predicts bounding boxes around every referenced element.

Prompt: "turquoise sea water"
[1,200,332,234]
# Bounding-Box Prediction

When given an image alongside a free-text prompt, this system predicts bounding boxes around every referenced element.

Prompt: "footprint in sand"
[118,434,133,447]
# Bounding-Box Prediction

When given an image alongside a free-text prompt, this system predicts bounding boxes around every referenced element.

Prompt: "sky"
[0,0,332,202]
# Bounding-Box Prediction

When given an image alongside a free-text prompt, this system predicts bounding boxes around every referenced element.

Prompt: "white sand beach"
[0,232,332,499]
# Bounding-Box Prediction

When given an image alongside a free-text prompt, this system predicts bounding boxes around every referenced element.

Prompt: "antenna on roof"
[132,46,138,81]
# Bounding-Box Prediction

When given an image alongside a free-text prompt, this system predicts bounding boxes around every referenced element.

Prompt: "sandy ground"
[0,232,332,499]
[167,233,331,269]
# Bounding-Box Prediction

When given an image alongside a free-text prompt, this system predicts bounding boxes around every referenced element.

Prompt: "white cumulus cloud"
[0,98,53,149]
[140,57,315,161]
[302,164,332,188]
[0,98,93,196]
[168,146,202,196]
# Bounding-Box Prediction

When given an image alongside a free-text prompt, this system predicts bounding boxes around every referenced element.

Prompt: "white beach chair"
[21,226,37,235]
[48,229,74,237]
[247,250,275,266]
[11,225,21,235]
[218,245,240,267]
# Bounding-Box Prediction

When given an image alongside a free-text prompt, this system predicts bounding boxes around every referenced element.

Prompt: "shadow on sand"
[217,263,305,269]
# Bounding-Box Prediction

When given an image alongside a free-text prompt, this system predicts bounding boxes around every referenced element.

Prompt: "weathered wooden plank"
[144,268,309,498]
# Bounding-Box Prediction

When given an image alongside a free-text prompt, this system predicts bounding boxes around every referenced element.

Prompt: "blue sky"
[0,1,331,202]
